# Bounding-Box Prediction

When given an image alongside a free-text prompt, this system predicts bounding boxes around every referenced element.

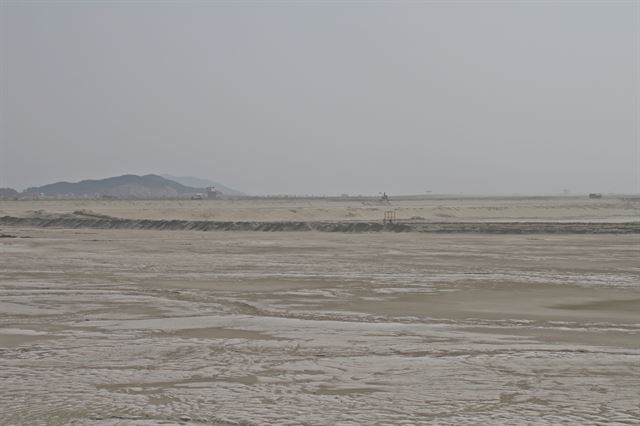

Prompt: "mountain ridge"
[3,174,241,199]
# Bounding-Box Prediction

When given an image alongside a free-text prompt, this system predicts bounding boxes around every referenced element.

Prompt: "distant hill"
[22,174,203,199]
[161,174,245,196]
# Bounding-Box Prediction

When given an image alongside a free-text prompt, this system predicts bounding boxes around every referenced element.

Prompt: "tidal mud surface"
[1,227,639,425]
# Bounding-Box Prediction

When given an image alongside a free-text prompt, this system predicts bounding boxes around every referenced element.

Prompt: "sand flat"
[0,199,639,425]
[1,195,639,222]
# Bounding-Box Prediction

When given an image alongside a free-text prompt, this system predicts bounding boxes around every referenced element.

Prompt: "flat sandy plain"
[2,196,639,222]
[1,197,639,425]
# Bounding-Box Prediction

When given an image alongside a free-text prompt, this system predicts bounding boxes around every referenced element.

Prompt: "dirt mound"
[1,212,638,234]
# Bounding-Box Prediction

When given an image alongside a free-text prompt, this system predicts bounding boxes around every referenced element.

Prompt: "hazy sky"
[1,1,638,195]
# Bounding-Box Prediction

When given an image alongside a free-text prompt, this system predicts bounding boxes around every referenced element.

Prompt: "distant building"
[206,187,221,199]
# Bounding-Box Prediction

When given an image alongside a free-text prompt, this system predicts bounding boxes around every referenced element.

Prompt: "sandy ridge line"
[1,215,639,233]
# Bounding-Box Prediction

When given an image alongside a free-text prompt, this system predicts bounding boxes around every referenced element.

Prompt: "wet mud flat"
[0,227,639,425]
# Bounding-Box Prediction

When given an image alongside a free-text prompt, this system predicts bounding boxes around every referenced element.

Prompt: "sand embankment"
[1,212,638,233]
[1,197,639,223]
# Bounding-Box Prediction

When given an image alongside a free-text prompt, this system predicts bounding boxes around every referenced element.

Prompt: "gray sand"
[0,199,639,425]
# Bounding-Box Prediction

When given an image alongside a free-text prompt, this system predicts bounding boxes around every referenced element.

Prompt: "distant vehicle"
[589,193,602,199]
[191,194,203,200]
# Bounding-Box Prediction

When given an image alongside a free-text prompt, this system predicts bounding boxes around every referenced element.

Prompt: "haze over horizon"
[1,1,638,195]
